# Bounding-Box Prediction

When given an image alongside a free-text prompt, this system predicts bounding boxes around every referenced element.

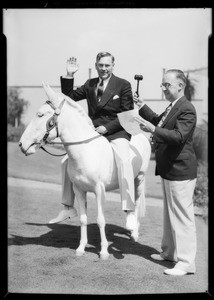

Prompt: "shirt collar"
[171,96,182,107]
[98,74,112,85]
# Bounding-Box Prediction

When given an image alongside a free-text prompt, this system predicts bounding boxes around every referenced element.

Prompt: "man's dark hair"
[96,52,115,63]
[166,69,187,86]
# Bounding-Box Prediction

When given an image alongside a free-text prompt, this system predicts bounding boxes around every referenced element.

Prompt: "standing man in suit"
[134,69,197,276]
[49,52,137,231]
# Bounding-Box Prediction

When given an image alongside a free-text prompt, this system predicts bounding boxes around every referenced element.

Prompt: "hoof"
[75,250,85,257]
[126,212,137,231]
[130,235,139,243]
[129,221,140,243]
[99,253,110,260]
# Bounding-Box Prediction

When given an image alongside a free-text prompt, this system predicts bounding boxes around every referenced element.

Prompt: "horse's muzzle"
[19,141,27,155]
[19,141,36,156]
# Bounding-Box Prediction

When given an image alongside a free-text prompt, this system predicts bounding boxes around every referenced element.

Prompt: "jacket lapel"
[161,96,186,127]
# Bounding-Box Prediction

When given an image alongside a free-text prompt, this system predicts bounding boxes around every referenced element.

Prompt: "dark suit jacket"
[60,74,134,141]
[139,96,197,180]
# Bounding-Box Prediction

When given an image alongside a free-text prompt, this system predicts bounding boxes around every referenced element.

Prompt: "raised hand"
[66,57,79,77]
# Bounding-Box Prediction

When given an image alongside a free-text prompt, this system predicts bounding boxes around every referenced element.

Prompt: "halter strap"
[42,99,65,143]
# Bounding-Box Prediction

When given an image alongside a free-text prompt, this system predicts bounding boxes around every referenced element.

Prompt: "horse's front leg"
[95,182,109,260]
[73,184,87,256]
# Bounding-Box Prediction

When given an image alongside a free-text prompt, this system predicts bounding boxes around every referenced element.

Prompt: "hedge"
[7,124,26,142]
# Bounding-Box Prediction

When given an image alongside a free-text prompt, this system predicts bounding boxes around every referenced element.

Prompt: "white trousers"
[61,138,135,211]
[61,155,75,207]
[110,138,135,211]
[161,178,197,273]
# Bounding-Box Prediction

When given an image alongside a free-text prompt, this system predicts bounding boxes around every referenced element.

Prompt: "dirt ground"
[7,178,208,295]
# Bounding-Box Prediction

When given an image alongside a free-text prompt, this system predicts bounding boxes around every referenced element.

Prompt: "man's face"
[95,56,114,80]
[161,72,182,102]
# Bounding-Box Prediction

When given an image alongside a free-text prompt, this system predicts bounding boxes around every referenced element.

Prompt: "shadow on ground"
[8,222,174,269]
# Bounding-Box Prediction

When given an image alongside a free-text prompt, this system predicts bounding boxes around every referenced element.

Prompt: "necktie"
[157,103,172,127]
[97,80,104,102]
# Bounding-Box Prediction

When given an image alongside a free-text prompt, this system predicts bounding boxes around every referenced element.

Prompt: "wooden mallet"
[134,75,143,96]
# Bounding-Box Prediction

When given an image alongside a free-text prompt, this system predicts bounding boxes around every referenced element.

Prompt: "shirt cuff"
[61,75,73,79]
[139,103,145,109]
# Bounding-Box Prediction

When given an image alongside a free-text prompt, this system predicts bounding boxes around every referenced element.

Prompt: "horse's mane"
[58,93,95,130]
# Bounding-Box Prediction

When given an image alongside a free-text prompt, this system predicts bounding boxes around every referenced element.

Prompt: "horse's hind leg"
[131,171,146,242]
[95,182,109,260]
[73,184,87,256]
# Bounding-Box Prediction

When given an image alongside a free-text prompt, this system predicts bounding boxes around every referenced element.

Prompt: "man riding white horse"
[49,52,137,231]
[19,81,151,257]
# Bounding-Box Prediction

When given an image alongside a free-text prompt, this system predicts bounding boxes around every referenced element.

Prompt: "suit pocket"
[113,95,120,100]
[110,97,120,108]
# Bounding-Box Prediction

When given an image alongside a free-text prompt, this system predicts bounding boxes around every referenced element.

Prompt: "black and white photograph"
[4,7,211,295]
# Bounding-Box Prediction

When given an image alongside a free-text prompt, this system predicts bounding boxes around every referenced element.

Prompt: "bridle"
[42,100,65,143]
[39,99,101,157]
[38,99,66,156]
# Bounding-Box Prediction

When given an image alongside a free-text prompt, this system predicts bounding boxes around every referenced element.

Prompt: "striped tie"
[157,103,172,127]
[97,80,104,102]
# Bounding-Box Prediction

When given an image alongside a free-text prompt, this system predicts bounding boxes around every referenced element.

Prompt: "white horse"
[19,83,151,259]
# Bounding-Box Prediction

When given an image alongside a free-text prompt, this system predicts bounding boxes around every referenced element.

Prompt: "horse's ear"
[42,82,58,102]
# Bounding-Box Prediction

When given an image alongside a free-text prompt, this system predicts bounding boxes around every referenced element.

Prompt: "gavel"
[134,75,143,97]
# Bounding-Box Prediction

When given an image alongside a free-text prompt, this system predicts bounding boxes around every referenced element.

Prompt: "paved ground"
[8,177,163,207]
[7,177,204,212]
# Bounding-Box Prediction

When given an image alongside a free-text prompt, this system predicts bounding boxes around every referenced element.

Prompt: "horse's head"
[19,82,97,156]
[19,83,65,156]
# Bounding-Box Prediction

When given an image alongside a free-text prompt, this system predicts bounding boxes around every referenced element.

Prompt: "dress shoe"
[151,254,166,261]
[164,267,188,276]
[49,207,77,224]
[126,211,137,231]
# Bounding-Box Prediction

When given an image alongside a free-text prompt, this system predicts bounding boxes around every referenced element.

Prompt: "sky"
[3,8,212,99]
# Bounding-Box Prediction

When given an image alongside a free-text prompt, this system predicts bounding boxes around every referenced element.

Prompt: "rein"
[40,99,101,157]
[40,135,102,157]
[40,145,67,157]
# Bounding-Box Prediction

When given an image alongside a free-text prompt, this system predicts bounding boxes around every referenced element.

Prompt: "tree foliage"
[7,88,28,127]
[184,73,197,101]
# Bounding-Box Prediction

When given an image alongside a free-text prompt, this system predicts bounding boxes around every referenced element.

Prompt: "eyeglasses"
[160,82,175,89]
[160,82,182,89]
